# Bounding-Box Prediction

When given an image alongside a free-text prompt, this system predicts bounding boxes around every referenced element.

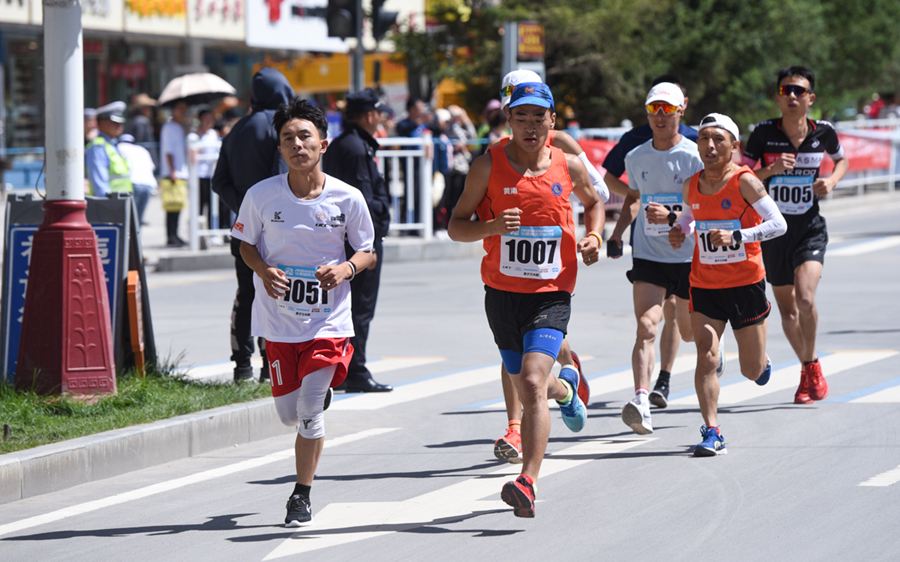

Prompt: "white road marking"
[0,428,399,539]
[828,235,900,257]
[263,436,654,559]
[331,365,499,411]
[850,383,900,403]
[858,464,900,487]
[182,356,445,383]
[668,351,898,406]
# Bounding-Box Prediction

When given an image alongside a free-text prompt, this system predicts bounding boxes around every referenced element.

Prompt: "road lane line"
[859,464,900,487]
[826,375,900,403]
[667,351,898,406]
[0,428,399,539]
[828,235,900,257]
[263,436,654,559]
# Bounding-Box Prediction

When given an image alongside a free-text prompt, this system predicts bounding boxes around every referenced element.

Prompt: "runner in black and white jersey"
[741,65,849,405]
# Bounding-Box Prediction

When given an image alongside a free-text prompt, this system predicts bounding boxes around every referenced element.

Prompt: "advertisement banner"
[187,0,245,40]
[245,0,348,52]
[517,22,544,60]
[124,0,188,36]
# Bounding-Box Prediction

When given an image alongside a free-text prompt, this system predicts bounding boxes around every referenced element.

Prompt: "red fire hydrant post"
[14,0,116,396]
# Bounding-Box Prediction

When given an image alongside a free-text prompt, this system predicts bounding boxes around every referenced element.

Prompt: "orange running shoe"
[493,427,523,463]
[806,359,829,401]
[794,369,813,404]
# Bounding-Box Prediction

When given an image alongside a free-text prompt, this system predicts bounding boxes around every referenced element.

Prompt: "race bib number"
[641,193,684,236]
[276,264,331,318]
[695,220,746,265]
[500,226,563,280]
[769,175,814,215]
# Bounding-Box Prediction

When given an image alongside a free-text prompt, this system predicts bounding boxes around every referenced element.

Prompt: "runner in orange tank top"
[484,73,606,466]
[665,113,787,457]
[449,82,603,518]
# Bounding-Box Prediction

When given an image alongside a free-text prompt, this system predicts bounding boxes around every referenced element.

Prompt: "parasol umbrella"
[158,73,237,107]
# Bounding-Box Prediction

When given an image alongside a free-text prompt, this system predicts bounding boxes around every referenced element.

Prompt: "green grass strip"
[0,360,271,455]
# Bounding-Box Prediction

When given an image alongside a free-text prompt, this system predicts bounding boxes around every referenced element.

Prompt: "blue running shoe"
[556,366,586,432]
[693,425,727,457]
[755,356,772,386]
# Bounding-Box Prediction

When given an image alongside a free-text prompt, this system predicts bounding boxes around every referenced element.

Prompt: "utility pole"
[351,0,365,92]
[15,0,116,395]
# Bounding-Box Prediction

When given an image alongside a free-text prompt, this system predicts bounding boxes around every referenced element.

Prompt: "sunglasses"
[646,102,681,115]
[500,85,515,98]
[778,85,812,97]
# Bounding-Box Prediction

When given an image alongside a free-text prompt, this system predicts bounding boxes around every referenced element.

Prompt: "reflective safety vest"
[86,136,133,195]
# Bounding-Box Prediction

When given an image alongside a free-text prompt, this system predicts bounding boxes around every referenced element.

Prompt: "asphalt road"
[2,196,899,561]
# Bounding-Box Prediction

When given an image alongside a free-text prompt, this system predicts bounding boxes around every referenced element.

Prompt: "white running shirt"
[625,136,703,263]
[231,173,375,343]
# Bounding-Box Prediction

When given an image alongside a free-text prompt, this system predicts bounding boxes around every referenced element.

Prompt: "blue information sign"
[2,224,121,377]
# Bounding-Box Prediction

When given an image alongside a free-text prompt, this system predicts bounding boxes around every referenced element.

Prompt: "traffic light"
[371,0,398,42]
[326,0,356,39]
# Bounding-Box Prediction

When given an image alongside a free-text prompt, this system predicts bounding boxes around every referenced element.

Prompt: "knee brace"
[296,390,326,439]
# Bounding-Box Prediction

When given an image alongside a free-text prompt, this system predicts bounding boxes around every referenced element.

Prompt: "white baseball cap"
[699,113,740,141]
[501,69,543,108]
[645,82,685,108]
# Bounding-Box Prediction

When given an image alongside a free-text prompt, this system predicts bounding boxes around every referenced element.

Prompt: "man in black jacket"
[212,67,294,382]
[322,89,393,392]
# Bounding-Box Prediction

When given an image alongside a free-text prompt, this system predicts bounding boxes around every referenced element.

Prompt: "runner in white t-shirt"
[231,98,375,528]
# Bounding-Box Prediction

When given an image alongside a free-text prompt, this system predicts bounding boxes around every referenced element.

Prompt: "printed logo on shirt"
[271,211,284,223]
[812,139,820,148]
[315,212,347,228]
[692,203,700,209]
[551,183,563,196]
[233,222,244,233]
[503,187,518,195]
[721,198,732,210]
[316,211,327,222]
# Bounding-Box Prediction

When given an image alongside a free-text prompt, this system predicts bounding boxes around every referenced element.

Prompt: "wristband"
[588,231,603,248]
[346,261,357,281]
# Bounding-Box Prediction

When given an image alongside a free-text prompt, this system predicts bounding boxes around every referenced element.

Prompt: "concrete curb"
[152,238,485,272]
[0,397,292,505]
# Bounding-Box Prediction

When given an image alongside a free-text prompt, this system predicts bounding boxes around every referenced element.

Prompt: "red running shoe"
[501,474,536,518]
[806,359,829,401]
[794,369,813,404]
[571,351,590,407]
[493,427,523,464]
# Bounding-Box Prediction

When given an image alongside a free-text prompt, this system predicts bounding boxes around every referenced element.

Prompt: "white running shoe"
[621,394,653,435]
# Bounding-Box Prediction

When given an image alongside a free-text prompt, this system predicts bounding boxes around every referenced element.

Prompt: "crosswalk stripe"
[827,375,900,403]
[668,350,898,406]
[858,464,900,487]
[180,356,445,383]
[829,235,900,257]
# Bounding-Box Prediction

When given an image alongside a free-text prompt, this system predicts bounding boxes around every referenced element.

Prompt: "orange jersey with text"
[688,166,765,289]
[477,144,578,294]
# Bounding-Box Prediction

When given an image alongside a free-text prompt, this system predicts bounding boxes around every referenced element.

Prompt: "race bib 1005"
[695,220,747,265]
[641,193,684,236]
[500,226,563,280]
[769,175,814,215]
[276,264,331,318]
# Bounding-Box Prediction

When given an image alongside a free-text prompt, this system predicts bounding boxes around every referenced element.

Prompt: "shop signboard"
[187,0,245,40]
[124,0,188,36]
[0,0,30,24]
[245,0,347,52]
[23,0,124,30]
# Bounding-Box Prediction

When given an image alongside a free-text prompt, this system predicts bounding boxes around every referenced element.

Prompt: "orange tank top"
[477,144,577,294]
[688,165,765,289]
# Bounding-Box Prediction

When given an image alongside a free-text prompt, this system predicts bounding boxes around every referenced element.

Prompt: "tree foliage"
[390,0,900,130]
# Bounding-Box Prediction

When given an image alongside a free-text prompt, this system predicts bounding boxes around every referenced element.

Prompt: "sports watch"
[732,230,743,245]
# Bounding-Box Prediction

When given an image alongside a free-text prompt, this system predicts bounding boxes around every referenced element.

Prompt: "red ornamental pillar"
[14,201,116,395]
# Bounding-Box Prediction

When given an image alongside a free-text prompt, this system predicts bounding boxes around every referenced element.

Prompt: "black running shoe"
[649,378,669,409]
[285,494,312,527]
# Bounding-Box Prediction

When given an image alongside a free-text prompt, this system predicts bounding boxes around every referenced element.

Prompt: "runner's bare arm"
[813,156,849,196]
[240,241,289,299]
[739,172,769,205]
[568,153,603,264]
[448,153,521,242]
[604,172,640,200]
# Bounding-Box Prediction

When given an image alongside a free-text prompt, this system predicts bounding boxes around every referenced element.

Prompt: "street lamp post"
[14,0,116,395]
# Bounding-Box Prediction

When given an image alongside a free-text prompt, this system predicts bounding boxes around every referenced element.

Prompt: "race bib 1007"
[695,220,747,265]
[641,193,684,236]
[276,264,331,318]
[769,175,814,215]
[500,226,563,280]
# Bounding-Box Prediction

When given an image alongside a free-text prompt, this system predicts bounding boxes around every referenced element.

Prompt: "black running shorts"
[690,280,771,330]
[761,213,828,286]
[484,286,571,354]
[626,258,692,300]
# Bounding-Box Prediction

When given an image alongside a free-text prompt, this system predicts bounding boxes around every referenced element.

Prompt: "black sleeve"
[211,139,241,214]
[743,127,763,163]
